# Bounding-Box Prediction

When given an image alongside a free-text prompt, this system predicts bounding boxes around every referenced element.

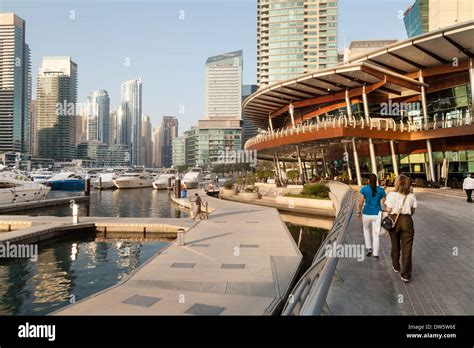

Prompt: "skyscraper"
[152,125,163,168]
[120,79,142,166]
[205,50,243,119]
[257,0,339,86]
[28,100,37,156]
[86,90,110,144]
[404,0,474,37]
[141,114,153,167]
[0,13,31,154]
[242,84,259,145]
[161,116,178,168]
[36,56,78,161]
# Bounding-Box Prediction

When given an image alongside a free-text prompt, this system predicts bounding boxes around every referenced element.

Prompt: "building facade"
[77,141,130,167]
[196,118,242,170]
[257,0,338,86]
[161,116,178,168]
[242,84,259,144]
[244,21,474,187]
[36,56,78,161]
[205,50,243,119]
[120,79,142,166]
[171,136,186,167]
[141,114,153,167]
[404,0,474,38]
[0,13,31,154]
[152,125,163,168]
[86,90,110,144]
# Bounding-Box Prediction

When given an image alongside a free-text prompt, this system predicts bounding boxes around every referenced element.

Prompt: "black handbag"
[381,194,407,231]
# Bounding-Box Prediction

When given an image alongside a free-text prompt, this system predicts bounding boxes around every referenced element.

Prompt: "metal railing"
[281,181,355,316]
[245,114,473,149]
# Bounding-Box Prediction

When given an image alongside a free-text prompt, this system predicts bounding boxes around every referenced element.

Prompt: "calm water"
[0,188,327,314]
[286,224,328,276]
[16,188,189,218]
[0,232,167,315]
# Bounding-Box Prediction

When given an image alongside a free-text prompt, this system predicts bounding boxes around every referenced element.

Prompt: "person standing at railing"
[386,174,417,283]
[357,174,386,259]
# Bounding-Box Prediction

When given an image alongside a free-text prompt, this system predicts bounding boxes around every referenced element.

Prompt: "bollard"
[168,177,172,190]
[72,204,79,224]
[85,178,91,196]
[205,202,208,219]
[175,179,181,198]
[99,176,102,190]
[177,228,185,246]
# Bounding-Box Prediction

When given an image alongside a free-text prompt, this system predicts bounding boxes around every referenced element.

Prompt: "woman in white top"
[385,174,417,283]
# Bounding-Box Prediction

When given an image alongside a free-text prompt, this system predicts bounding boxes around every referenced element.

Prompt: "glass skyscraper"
[0,13,31,154]
[257,0,339,86]
[86,90,110,144]
[120,79,142,166]
[403,0,429,37]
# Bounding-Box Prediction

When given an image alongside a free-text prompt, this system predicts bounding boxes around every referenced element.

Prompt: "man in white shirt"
[462,173,474,203]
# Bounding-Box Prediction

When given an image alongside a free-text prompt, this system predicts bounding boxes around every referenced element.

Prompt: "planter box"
[286,185,304,195]
[240,192,259,201]
[221,188,236,196]
[276,196,334,211]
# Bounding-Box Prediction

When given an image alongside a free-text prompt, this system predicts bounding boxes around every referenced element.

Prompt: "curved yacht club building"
[243,21,474,187]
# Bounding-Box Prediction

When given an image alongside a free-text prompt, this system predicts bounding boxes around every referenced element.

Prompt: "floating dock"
[54,190,303,315]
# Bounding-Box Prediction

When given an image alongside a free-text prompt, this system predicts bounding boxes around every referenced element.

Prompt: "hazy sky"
[1,0,412,134]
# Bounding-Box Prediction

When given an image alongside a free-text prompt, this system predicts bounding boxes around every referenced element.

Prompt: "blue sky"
[1,0,412,134]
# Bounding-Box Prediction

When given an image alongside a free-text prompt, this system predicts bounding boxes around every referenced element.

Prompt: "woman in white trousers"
[358,174,387,259]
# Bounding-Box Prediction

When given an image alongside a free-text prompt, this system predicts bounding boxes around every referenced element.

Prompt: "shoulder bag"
[381,194,408,232]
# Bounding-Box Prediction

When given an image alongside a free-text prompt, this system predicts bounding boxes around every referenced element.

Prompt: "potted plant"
[241,185,259,201]
[221,180,236,196]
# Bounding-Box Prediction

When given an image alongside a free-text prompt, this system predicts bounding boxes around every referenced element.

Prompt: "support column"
[426,139,436,182]
[273,155,281,185]
[344,143,353,181]
[345,89,353,119]
[275,151,282,182]
[369,138,377,175]
[296,145,305,184]
[362,85,370,124]
[269,115,274,132]
[303,160,308,182]
[352,138,362,187]
[321,148,328,179]
[469,59,474,123]
[289,103,296,128]
[390,140,399,177]
[420,72,429,129]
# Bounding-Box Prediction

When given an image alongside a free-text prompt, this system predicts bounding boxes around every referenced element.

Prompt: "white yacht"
[91,172,117,190]
[152,169,179,190]
[29,171,53,184]
[113,172,153,189]
[0,173,50,205]
[183,167,203,189]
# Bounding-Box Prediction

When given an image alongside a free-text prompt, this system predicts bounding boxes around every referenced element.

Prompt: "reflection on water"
[16,189,189,218]
[286,223,328,276]
[0,233,167,315]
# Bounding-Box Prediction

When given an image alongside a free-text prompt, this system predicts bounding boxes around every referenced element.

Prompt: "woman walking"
[386,174,417,283]
[358,174,386,259]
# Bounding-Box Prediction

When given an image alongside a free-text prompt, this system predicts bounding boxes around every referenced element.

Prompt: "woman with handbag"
[357,173,386,259]
[385,174,417,283]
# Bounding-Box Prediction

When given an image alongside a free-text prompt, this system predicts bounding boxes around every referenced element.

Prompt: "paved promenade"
[54,191,302,315]
[326,190,473,315]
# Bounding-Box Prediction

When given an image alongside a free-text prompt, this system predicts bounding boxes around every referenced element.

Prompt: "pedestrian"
[192,193,203,221]
[357,173,386,259]
[386,174,417,283]
[462,173,474,203]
